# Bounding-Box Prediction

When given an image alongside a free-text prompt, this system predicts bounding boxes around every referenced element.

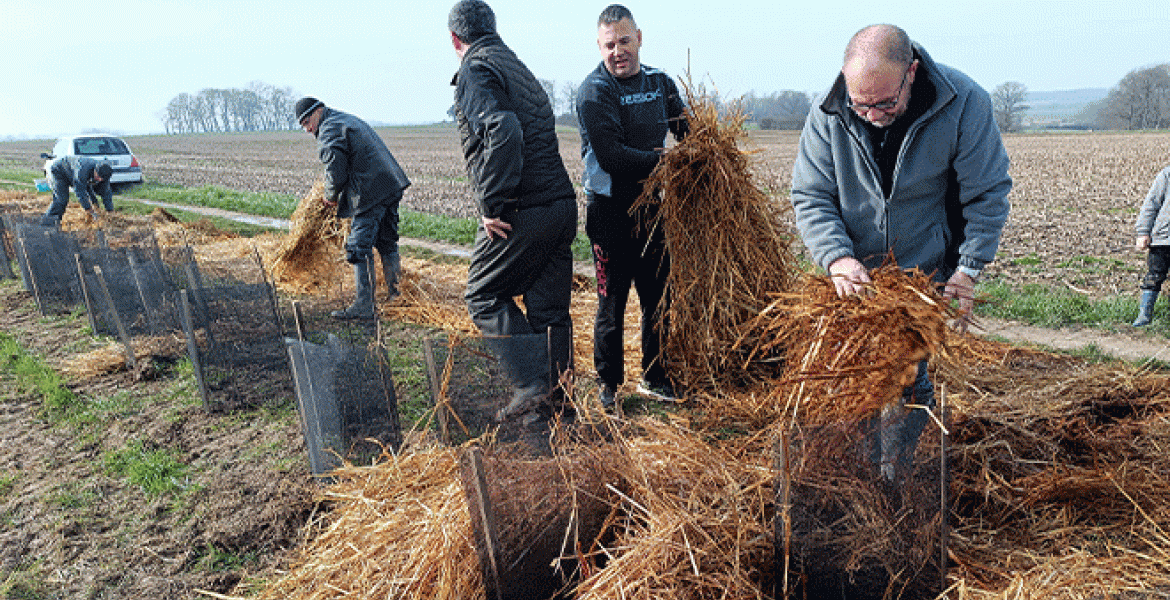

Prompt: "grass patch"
[975,282,1156,330]
[0,331,78,422]
[0,472,17,498]
[130,182,298,219]
[0,162,43,189]
[194,544,258,573]
[399,210,477,244]
[382,325,436,431]
[1053,255,1131,274]
[102,439,189,497]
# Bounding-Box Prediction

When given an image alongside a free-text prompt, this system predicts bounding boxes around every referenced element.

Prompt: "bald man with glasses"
[789,24,1011,486]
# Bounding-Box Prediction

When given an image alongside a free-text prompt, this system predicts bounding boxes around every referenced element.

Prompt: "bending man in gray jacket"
[790,24,1011,484]
[296,97,411,320]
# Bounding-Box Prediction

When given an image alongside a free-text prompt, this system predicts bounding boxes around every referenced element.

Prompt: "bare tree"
[539,78,559,116]
[992,81,1030,133]
[1106,65,1170,130]
[560,81,579,117]
[160,82,301,133]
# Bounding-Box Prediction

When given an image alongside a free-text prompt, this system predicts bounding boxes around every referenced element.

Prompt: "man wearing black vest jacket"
[576,4,687,410]
[448,0,578,432]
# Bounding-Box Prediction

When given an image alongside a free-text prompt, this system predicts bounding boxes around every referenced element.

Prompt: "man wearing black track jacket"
[577,4,687,409]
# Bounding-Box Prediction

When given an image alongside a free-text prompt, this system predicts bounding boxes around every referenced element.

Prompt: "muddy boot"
[485,334,551,423]
[381,251,401,299]
[1133,290,1158,327]
[331,259,376,320]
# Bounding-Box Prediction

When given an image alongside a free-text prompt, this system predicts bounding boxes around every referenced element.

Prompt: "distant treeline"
[160,82,298,134]
[1078,64,1170,130]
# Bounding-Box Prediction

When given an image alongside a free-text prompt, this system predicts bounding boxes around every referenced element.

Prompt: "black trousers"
[1140,245,1170,292]
[591,227,669,389]
[465,198,577,338]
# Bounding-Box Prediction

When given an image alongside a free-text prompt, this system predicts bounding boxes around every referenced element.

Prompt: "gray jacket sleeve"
[1136,166,1170,240]
[950,84,1012,270]
[790,109,856,272]
[317,122,350,206]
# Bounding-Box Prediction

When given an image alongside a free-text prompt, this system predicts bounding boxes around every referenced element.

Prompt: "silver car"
[41,134,144,191]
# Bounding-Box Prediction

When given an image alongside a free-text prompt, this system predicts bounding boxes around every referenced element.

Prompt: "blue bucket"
[34,178,50,193]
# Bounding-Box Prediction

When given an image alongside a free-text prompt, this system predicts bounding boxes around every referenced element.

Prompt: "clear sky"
[3,0,1166,139]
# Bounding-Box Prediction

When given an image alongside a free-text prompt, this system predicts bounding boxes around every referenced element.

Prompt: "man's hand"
[1137,235,1152,252]
[482,216,512,240]
[827,256,871,297]
[942,270,978,332]
[321,197,337,208]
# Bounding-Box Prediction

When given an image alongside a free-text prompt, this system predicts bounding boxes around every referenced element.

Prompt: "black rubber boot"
[331,259,376,320]
[381,251,401,299]
[484,334,551,423]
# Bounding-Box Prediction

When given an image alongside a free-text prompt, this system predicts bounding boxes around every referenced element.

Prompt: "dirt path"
[972,317,1170,363]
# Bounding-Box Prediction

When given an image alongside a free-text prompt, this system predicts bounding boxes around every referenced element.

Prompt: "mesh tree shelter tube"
[5,217,84,314]
[179,251,293,412]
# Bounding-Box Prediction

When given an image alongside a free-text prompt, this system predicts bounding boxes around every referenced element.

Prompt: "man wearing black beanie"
[296,97,412,320]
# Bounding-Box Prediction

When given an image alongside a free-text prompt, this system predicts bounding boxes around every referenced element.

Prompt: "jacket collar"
[450,33,505,86]
[819,43,957,122]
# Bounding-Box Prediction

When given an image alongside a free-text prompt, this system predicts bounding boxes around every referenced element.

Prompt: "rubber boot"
[331,259,376,320]
[1133,290,1158,327]
[485,334,551,422]
[381,251,401,298]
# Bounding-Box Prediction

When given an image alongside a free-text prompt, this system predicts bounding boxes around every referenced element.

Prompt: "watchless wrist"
[957,265,982,281]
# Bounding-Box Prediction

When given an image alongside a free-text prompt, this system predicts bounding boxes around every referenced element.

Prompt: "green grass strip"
[0,331,78,421]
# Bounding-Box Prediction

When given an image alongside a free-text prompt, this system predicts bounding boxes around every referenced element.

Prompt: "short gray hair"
[598,4,635,28]
[844,24,913,66]
[449,0,496,43]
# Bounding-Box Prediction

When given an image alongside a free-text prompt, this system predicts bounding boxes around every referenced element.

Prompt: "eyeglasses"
[847,66,910,114]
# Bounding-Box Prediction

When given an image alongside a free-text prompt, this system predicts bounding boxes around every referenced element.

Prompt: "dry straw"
[269,180,348,296]
[747,264,957,427]
[633,81,800,394]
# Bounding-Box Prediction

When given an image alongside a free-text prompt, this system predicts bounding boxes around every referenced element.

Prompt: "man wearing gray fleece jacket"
[790,24,1011,485]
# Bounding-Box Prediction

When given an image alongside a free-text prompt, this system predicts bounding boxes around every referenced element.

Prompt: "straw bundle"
[712,264,958,429]
[633,82,800,394]
[270,180,348,295]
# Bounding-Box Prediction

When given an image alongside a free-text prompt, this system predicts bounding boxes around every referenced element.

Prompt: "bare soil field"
[4,127,1164,299]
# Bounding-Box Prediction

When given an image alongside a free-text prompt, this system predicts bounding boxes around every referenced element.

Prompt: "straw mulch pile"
[634,83,800,394]
[385,258,475,335]
[254,445,481,600]
[60,335,188,379]
[269,180,348,296]
[943,339,1170,599]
